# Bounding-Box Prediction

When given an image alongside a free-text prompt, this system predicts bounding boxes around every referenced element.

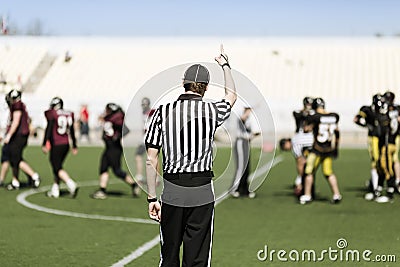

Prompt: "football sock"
[100,187,106,193]
[294,175,302,186]
[371,168,378,190]
[32,173,39,181]
[65,179,76,192]
[51,183,60,197]
[12,179,20,188]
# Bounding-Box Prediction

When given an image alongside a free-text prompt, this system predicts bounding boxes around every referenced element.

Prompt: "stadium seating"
[0,36,399,146]
[0,39,47,89]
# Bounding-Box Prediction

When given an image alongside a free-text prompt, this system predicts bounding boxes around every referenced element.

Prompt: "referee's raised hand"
[215,44,237,107]
[215,44,229,67]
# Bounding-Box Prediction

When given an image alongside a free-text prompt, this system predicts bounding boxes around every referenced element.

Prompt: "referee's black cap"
[183,64,210,84]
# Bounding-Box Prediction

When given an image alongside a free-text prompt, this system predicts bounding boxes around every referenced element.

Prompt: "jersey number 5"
[317,123,337,143]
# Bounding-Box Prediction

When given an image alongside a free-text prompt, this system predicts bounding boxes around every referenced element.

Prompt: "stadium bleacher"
[0,36,399,146]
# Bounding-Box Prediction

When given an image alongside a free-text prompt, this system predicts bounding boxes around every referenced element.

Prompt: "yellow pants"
[305,152,333,177]
[380,144,396,180]
[368,136,380,168]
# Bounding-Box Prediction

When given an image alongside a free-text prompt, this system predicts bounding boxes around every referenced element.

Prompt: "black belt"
[163,171,214,187]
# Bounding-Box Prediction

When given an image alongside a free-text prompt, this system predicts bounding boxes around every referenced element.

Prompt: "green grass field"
[0,146,399,267]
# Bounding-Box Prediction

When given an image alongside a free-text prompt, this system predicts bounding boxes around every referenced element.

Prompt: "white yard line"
[111,155,283,266]
[16,180,157,225]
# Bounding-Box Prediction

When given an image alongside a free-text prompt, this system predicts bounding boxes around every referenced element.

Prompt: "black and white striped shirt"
[145,93,231,174]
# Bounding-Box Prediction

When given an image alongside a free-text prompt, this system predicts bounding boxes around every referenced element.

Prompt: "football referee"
[145,45,236,267]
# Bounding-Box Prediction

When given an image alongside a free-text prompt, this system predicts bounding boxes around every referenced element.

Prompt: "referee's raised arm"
[215,44,237,107]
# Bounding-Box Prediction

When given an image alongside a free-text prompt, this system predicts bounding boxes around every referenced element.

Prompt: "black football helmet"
[106,103,120,113]
[50,97,64,110]
[384,91,395,105]
[303,96,314,108]
[312,97,325,110]
[7,89,21,101]
[371,93,383,112]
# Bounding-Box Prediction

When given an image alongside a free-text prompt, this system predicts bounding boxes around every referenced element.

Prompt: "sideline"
[16,180,157,225]
[111,155,283,266]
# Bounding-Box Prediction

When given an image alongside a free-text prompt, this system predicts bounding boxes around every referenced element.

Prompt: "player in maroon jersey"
[42,97,79,198]
[4,89,40,190]
[1,92,40,188]
[92,103,140,199]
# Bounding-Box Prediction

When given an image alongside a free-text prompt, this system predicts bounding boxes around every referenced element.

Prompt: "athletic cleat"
[0,180,4,187]
[46,190,59,198]
[7,179,20,191]
[31,173,40,188]
[132,184,141,197]
[364,192,375,201]
[6,184,19,191]
[248,192,256,199]
[32,178,41,188]
[231,191,240,198]
[92,190,107,200]
[374,196,392,203]
[331,195,342,204]
[299,195,312,205]
[71,187,79,198]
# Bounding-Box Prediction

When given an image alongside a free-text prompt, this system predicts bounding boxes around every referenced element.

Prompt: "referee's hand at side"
[148,201,161,222]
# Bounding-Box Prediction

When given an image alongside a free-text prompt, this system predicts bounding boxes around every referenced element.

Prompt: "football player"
[92,103,140,199]
[383,91,400,192]
[42,97,79,198]
[291,97,314,194]
[372,95,399,202]
[4,89,40,190]
[300,98,342,204]
[279,135,314,197]
[0,93,40,188]
[354,94,382,198]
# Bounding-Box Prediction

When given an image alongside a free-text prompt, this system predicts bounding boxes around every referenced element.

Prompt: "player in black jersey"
[290,97,314,194]
[354,94,382,198]
[300,98,342,204]
[383,91,400,192]
[372,96,399,202]
[293,96,314,133]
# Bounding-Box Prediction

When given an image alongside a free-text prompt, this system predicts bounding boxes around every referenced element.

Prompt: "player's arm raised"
[215,45,237,107]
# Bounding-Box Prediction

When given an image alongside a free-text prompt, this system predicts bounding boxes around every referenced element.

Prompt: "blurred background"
[0,0,399,147]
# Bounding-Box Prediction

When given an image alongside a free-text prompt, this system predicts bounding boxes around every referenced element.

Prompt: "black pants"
[8,135,28,179]
[159,202,214,267]
[232,138,250,195]
[99,144,126,179]
[50,144,69,181]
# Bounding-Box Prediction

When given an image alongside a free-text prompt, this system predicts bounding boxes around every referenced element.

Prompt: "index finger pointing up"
[220,44,224,54]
